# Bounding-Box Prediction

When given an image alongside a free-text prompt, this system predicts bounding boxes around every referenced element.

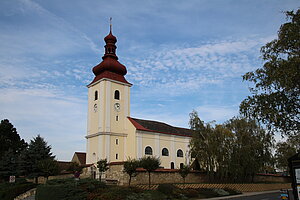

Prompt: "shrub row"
[0,182,36,200]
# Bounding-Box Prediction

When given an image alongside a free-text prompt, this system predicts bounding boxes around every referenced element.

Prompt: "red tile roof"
[128,117,193,137]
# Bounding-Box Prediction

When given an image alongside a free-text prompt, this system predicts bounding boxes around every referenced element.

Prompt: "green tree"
[178,164,190,184]
[240,9,300,135]
[25,135,55,183]
[275,133,299,172]
[0,149,18,181]
[123,158,140,186]
[139,156,160,189]
[97,159,109,182]
[38,159,59,180]
[225,117,274,182]
[67,162,83,174]
[0,119,27,160]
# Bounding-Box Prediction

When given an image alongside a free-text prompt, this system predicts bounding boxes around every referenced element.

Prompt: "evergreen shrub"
[0,182,36,200]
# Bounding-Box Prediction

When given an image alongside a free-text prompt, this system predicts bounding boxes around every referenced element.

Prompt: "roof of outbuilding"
[74,152,86,165]
[128,117,193,137]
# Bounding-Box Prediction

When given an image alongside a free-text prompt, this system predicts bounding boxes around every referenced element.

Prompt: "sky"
[0,0,299,161]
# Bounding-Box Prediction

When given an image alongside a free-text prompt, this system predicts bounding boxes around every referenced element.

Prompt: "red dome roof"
[92,56,127,76]
[104,31,117,43]
[88,28,130,86]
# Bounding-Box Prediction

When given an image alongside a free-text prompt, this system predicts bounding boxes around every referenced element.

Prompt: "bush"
[0,182,36,200]
[157,183,177,195]
[36,178,104,200]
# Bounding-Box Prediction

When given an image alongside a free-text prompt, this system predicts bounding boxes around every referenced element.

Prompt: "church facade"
[86,28,193,169]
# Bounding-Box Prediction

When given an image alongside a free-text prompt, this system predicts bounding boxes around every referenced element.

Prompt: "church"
[85,26,193,169]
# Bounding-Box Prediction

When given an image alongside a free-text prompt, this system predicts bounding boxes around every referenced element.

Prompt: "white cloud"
[0,87,86,160]
[196,105,238,123]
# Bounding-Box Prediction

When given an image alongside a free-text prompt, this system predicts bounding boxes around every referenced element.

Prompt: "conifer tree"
[25,135,55,183]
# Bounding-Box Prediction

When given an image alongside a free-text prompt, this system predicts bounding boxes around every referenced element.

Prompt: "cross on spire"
[110,17,112,32]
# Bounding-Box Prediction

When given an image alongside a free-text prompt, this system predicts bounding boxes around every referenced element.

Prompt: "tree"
[178,164,190,184]
[0,149,18,181]
[97,159,109,182]
[225,117,274,182]
[240,9,300,135]
[139,156,160,189]
[0,119,27,160]
[25,135,55,183]
[189,111,233,180]
[38,159,59,180]
[275,133,299,172]
[67,162,83,174]
[123,158,140,186]
[189,111,274,182]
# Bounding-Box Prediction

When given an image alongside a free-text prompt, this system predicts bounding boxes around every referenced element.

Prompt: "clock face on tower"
[114,103,120,112]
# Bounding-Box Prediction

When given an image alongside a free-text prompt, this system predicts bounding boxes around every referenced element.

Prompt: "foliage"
[275,133,299,172]
[37,178,105,200]
[123,158,140,186]
[0,182,36,200]
[189,111,274,182]
[178,164,190,183]
[38,159,59,180]
[240,9,300,135]
[97,159,109,182]
[139,156,160,189]
[0,119,27,181]
[189,110,234,180]
[67,162,83,174]
[24,135,55,183]
[0,119,27,160]
[0,149,18,180]
[225,117,274,182]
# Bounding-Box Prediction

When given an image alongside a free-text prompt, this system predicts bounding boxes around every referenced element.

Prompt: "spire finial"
[109,17,112,33]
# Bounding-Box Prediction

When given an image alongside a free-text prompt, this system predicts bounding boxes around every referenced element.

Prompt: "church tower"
[86,24,132,164]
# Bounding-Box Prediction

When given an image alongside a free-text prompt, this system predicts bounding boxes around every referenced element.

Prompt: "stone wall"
[105,163,291,186]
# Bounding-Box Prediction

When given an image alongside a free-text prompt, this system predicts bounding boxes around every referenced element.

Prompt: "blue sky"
[0,0,298,161]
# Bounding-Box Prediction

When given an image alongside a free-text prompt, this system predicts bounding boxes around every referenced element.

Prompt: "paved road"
[225,190,294,200]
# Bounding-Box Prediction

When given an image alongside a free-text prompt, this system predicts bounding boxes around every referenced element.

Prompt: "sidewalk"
[203,190,281,200]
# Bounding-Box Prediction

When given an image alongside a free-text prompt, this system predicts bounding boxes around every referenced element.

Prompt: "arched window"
[145,146,153,155]
[94,91,98,100]
[177,149,183,157]
[114,90,120,100]
[162,148,169,156]
[180,163,184,169]
[171,162,174,169]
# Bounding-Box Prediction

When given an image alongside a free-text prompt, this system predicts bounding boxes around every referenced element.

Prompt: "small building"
[71,152,86,166]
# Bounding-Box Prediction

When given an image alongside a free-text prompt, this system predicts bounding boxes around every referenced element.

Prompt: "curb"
[202,190,280,200]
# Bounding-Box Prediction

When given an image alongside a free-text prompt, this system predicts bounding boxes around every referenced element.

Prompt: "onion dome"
[88,22,130,86]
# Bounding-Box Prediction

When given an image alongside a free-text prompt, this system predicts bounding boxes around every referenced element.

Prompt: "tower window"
[162,148,169,156]
[114,90,120,100]
[145,146,153,155]
[116,116,119,121]
[177,149,183,157]
[116,139,118,145]
[116,154,118,160]
[94,91,98,100]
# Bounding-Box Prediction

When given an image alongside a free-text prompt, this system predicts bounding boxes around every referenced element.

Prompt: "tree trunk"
[129,175,132,186]
[35,177,38,184]
[148,172,151,189]
[99,172,102,182]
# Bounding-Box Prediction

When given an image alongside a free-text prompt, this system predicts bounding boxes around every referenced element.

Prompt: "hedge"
[0,182,36,200]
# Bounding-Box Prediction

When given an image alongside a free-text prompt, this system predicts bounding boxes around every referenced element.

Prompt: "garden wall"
[105,163,291,186]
